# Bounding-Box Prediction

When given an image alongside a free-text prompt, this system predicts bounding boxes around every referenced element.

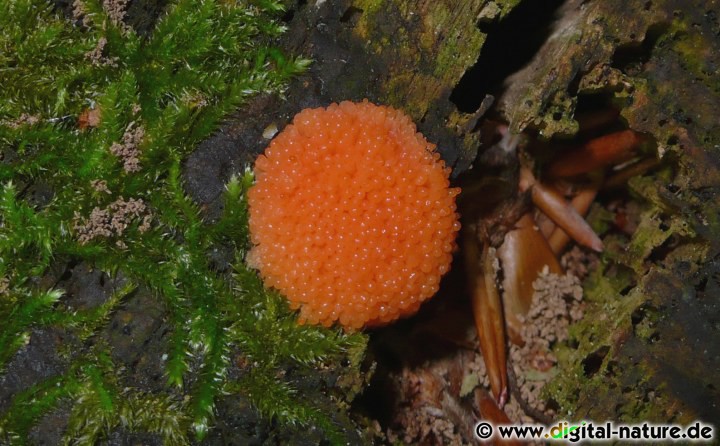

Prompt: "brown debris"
[73,0,130,32]
[78,106,103,129]
[85,37,118,67]
[109,123,144,173]
[6,113,40,129]
[0,277,9,296]
[102,0,130,32]
[510,268,584,415]
[464,351,490,392]
[385,346,479,446]
[90,179,111,195]
[386,364,465,445]
[138,214,152,233]
[72,0,90,26]
[607,200,641,236]
[378,266,588,443]
[560,245,599,281]
[73,197,151,245]
[547,130,644,178]
[470,242,508,405]
[503,395,536,426]
[86,37,106,64]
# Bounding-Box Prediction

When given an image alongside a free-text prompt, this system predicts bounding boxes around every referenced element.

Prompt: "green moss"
[0,0,366,444]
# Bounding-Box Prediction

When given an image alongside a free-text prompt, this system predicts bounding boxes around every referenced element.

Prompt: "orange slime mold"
[248,100,460,329]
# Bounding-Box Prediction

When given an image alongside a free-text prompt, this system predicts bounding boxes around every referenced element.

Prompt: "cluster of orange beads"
[247,100,461,329]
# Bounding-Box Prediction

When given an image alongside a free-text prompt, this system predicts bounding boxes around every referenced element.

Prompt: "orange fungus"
[247,100,461,329]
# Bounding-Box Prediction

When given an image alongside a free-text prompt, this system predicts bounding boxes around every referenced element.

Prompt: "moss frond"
[120,393,190,445]
[231,367,347,445]
[0,374,80,443]
[62,354,191,445]
[0,288,62,371]
[209,169,254,244]
[50,280,136,341]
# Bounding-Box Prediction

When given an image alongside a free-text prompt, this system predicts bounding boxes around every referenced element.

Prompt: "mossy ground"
[0,0,369,443]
